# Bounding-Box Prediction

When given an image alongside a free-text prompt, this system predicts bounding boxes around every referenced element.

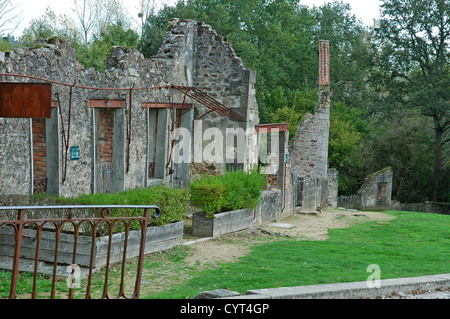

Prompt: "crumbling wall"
[193,21,259,176]
[0,19,257,197]
[0,37,176,196]
[288,40,335,211]
[288,88,330,179]
[338,167,393,209]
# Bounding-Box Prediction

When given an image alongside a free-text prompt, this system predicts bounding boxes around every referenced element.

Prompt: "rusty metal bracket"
[56,79,76,184]
[166,89,191,174]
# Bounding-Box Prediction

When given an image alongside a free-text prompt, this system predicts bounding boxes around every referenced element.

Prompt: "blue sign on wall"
[70,146,80,160]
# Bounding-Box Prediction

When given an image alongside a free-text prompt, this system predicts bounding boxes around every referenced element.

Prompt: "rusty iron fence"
[0,205,161,299]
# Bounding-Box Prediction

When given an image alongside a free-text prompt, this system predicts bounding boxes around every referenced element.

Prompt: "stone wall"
[0,19,258,197]
[338,167,393,210]
[391,202,450,215]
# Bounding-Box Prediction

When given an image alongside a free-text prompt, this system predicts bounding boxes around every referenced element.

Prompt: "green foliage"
[74,20,139,72]
[361,110,435,202]
[19,7,82,47]
[328,102,367,195]
[264,87,317,137]
[372,0,449,201]
[66,185,190,230]
[189,177,227,218]
[189,169,266,218]
[0,37,15,52]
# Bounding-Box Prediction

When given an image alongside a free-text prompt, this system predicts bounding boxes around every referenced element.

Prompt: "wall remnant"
[288,40,338,212]
[338,167,393,210]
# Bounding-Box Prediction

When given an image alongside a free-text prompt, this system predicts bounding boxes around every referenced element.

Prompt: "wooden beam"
[88,99,126,108]
[255,123,288,133]
[142,102,193,109]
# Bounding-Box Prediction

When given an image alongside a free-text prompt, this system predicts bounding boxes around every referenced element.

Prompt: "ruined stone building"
[0,19,337,220]
[0,19,260,197]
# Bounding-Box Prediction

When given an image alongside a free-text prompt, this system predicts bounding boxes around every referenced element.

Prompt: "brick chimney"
[319,40,330,87]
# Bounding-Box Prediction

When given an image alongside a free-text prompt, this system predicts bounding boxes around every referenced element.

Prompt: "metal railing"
[0,205,161,299]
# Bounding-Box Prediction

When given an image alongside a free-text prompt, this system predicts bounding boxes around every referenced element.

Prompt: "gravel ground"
[375,287,450,299]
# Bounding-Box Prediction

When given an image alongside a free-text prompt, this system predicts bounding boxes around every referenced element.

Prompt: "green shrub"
[65,186,190,233]
[189,169,266,218]
[190,177,227,218]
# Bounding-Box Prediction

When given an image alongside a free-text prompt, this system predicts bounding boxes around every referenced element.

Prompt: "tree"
[361,110,435,202]
[134,0,157,36]
[311,1,375,111]
[20,7,81,47]
[328,102,367,195]
[97,0,131,35]
[72,0,102,43]
[0,0,21,36]
[372,0,449,201]
[75,20,139,72]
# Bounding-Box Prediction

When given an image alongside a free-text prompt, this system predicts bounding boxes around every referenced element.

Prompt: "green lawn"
[146,210,450,299]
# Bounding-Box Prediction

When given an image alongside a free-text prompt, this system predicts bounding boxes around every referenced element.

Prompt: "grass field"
[147,210,449,298]
[1,210,448,299]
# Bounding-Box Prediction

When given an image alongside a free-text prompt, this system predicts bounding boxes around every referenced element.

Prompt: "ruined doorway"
[147,108,158,180]
[95,108,114,193]
[296,176,304,208]
[90,100,125,194]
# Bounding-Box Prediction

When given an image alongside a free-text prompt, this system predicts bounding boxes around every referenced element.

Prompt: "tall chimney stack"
[319,40,330,87]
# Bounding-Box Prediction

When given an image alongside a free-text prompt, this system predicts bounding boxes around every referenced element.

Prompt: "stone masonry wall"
[338,167,393,209]
[0,19,258,196]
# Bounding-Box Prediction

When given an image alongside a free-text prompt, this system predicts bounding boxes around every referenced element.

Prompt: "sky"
[10,0,382,37]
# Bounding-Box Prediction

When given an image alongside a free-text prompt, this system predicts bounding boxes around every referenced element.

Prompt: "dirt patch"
[259,209,395,241]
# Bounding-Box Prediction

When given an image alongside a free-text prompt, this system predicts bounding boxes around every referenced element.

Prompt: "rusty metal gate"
[0,205,160,299]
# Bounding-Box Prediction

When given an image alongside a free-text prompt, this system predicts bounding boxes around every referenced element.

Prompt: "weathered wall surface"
[338,167,393,210]
[0,118,31,194]
[288,88,330,179]
[193,21,259,175]
[0,19,258,197]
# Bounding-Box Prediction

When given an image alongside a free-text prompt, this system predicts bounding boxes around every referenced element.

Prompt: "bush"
[63,186,190,233]
[189,169,266,218]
